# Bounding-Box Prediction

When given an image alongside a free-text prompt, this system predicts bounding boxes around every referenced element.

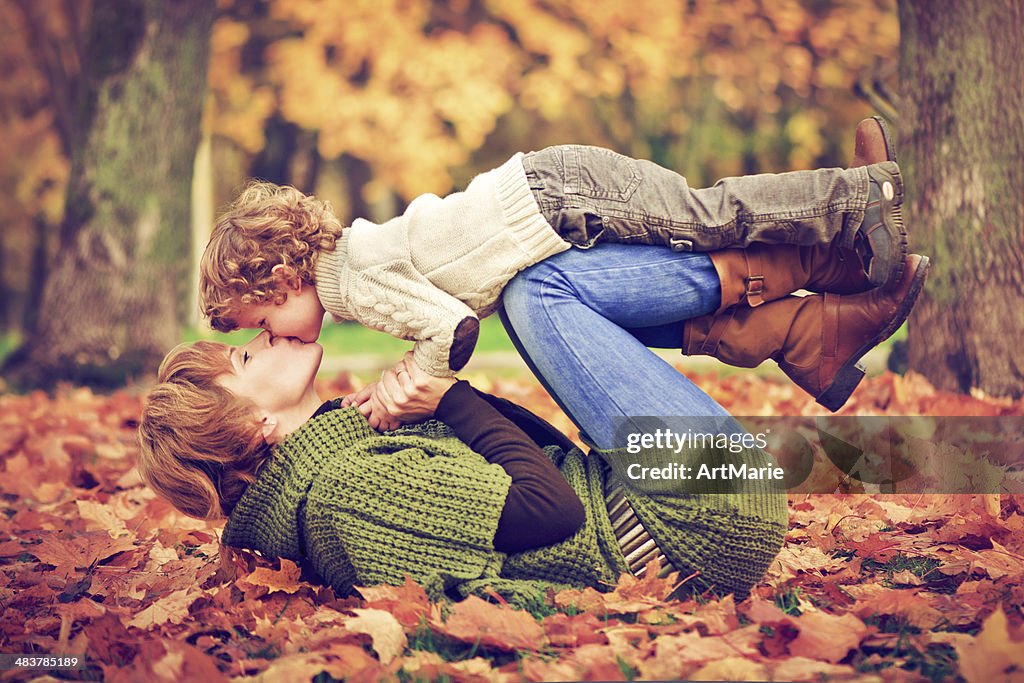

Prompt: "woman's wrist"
[434,379,475,422]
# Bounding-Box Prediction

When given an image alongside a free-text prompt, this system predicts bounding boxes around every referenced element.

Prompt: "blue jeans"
[500,242,746,450]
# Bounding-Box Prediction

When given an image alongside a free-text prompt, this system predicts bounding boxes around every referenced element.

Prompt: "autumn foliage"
[1,0,898,333]
[2,368,1024,682]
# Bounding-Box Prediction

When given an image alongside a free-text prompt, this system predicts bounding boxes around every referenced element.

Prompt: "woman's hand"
[370,352,456,426]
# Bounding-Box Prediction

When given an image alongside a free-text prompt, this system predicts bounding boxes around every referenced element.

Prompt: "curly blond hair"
[137,340,272,520]
[200,180,343,332]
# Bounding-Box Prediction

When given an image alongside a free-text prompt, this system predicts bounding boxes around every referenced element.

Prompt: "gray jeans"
[523,144,870,252]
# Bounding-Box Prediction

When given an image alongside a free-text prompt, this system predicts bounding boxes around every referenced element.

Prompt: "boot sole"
[871,115,898,164]
[864,162,909,289]
[816,256,931,412]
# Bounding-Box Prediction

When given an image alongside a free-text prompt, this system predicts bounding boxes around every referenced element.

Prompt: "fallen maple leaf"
[852,588,944,630]
[431,594,546,652]
[689,655,770,682]
[787,609,873,663]
[345,608,408,664]
[126,588,201,629]
[542,612,609,648]
[28,529,136,577]
[955,603,1024,683]
[355,575,431,628]
[770,655,873,681]
[552,585,608,613]
[238,557,303,594]
[765,543,851,585]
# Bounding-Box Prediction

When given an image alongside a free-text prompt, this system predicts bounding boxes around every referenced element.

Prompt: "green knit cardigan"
[221,406,787,608]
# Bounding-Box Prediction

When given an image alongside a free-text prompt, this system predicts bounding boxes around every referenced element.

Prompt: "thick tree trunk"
[1,0,215,389]
[899,0,1024,398]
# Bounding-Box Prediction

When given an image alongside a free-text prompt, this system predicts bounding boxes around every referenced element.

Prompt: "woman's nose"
[249,330,271,348]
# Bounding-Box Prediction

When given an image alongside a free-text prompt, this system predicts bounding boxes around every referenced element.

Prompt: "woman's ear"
[270,264,302,292]
[257,412,280,443]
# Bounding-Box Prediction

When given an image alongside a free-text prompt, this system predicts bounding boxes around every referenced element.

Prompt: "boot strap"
[744,250,765,307]
[822,292,840,363]
[699,306,739,355]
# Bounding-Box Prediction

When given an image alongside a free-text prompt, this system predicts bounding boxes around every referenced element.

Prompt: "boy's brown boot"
[683,254,930,411]
[848,117,907,288]
[851,116,897,167]
[709,116,900,314]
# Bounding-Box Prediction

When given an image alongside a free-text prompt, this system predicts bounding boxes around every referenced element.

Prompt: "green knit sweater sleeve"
[301,423,513,599]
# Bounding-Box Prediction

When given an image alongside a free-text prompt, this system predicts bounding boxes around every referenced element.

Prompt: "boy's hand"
[341,384,374,409]
[365,398,402,432]
[372,352,456,424]
[344,382,402,431]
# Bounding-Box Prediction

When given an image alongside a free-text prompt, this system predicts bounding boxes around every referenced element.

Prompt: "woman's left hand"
[371,351,456,425]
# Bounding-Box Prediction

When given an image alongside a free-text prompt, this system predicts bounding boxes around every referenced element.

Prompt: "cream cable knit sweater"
[314,153,570,377]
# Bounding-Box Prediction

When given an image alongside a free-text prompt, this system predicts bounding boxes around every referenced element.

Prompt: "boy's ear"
[271,264,302,292]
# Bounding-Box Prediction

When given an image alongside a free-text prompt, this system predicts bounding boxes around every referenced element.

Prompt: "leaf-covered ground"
[1,368,1023,682]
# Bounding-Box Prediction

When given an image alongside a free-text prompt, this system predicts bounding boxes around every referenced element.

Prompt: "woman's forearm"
[435,381,585,552]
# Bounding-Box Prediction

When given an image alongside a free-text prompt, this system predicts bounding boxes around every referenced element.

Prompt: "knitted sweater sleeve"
[349,263,479,377]
[302,431,513,598]
[434,381,586,553]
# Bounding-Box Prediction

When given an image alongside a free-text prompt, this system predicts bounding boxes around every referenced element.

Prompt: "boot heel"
[817,361,866,412]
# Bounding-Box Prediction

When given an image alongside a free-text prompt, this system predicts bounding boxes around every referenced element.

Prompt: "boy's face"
[233,282,326,343]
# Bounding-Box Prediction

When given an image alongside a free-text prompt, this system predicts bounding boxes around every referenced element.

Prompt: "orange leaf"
[852,588,944,630]
[431,595,546,651]
[770,656,862,681]
[955,604,1024,683]
[29,530,136,576]
[355,575,431,629]
[239,558,303,594]
[542,612,609,648]
[787,610,872,663]
[690,656,770,682]
[126,589,200,630]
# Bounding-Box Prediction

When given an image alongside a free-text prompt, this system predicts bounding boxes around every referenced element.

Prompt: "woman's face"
[217,331,324,419]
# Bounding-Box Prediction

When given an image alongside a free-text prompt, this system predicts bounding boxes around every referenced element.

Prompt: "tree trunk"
[899,0,1024,398]
[1,0,215,390]
[17,215,48,338]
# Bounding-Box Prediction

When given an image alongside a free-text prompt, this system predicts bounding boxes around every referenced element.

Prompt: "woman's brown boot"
[683,254,930,411]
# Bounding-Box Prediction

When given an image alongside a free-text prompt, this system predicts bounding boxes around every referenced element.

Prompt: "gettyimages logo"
[607,416,1024,494]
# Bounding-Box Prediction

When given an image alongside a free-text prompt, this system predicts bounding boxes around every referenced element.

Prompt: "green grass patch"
[860,552,960,593]
[0,314,903,372]
[773,585,808,616]
[185,317,515,357]
[852,615,959,682]
[862,552,941,582]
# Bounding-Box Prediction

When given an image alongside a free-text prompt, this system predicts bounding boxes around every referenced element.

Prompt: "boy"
[200,123,905,420]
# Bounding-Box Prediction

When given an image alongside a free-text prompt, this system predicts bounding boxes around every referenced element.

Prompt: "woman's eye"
[243,352,250,364]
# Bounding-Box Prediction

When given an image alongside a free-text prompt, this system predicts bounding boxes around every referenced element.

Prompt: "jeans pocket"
[563,145,642,202]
